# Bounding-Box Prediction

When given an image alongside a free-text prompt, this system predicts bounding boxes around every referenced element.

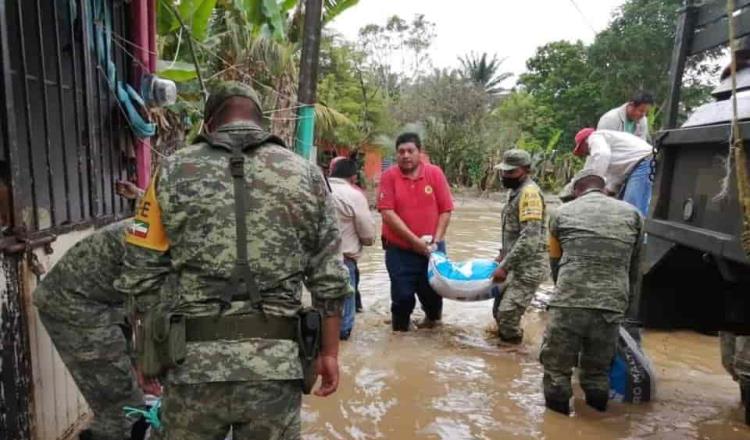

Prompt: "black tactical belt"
[185,314,297,342]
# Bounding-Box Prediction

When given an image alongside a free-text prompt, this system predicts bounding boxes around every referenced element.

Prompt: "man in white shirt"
[597,91,654,143]
[573,128,653,216]
[329,158,376,340]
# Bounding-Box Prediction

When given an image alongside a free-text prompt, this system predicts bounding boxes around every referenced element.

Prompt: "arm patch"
[518,187,543,222]
[125,174,169,252]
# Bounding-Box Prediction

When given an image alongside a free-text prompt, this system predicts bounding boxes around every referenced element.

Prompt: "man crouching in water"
[542,169,642,415]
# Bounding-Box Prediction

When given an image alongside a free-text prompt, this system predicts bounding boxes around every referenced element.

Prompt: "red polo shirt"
[377,162,454,250]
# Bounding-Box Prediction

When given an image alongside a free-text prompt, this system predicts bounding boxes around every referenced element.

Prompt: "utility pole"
[295,0,323,161]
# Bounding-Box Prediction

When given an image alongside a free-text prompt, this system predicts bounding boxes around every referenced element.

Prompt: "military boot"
[585,390,609,412]
[544,397,570,415]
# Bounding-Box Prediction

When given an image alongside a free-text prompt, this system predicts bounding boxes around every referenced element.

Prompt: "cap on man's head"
[573,127,595,157]
[204,81,263,120]
[494,149,531,171]
[571,168,606,188]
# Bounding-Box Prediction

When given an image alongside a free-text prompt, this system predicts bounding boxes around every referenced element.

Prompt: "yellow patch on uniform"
[424,185,433,195]
[518,186,543,222]
[548,235,562,258]
[126,175,169,251]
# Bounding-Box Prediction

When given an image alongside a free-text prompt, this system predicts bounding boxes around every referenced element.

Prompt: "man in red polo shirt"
[377,132,454,331]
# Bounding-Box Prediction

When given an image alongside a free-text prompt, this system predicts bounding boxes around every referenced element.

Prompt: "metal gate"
[0,0,134,438]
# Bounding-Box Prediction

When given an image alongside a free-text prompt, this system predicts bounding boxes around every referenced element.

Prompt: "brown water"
[302,198,750,440]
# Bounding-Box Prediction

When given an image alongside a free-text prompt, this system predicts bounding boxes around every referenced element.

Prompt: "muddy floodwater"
[302,197,750,440]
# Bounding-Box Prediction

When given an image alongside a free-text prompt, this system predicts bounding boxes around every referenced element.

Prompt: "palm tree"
[458,52,513,95]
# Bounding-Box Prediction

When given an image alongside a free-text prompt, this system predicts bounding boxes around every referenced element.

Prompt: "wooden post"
[295,0,323,160]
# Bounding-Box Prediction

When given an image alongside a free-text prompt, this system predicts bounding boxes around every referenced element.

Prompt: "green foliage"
[519,40,603,152]
[156,60,198,82]
[587,0,718,116]
[153,0,720,192]
[157,0,217,41]
[323,0,360,24]
[316,34,393,145]
[358,14,436,97]
[459,52,513,95]
[505,0,719,189]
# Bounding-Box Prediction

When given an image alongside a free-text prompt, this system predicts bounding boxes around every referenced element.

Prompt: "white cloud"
[330,0,626,86]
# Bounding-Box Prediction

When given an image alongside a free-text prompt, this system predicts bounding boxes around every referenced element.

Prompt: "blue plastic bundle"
[427,252,505,301]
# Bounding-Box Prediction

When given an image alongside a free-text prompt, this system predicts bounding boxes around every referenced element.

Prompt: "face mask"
[502,176,522,189]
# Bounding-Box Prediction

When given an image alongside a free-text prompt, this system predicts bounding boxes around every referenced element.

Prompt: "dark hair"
[395,132,422,149]
[629,91,654,106]
[574,175,606,191]
[330,159,358,179]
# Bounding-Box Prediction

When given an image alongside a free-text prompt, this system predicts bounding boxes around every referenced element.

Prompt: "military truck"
[638,0,750,334]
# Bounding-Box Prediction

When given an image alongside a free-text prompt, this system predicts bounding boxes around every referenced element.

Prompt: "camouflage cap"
[204,81,263,120]
[494,149,531,171]
[571,168,606,187]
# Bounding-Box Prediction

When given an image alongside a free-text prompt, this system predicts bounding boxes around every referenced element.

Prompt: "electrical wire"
[567,0,598,35]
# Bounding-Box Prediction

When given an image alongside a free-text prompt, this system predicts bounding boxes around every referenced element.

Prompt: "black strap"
[220,149,263,312]
[185,314,296,342]
[195,126,285,311]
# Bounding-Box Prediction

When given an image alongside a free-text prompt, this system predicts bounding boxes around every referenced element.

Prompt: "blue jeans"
[620,159,653,217]
[341,258,357,339]
[385,242,446,331]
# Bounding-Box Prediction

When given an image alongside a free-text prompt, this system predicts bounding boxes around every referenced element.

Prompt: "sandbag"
[609,326,656,403]
[427,252,505,301]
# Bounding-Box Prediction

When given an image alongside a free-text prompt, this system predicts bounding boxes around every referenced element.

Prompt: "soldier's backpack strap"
[194,129,286,312]
[224,147,264,311]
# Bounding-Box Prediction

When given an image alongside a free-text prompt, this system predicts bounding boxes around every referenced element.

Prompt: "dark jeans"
[354,264,363,311]
[385,242,446,331]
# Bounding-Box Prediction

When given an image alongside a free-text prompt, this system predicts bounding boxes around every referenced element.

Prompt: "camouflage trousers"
[37,307,142,440]
[494,270,545,342]
[540,307,620,401]
[720,332,750,384]
[154,380,301,440]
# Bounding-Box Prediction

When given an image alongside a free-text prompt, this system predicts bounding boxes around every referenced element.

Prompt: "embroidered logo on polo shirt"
[424,185,433,195]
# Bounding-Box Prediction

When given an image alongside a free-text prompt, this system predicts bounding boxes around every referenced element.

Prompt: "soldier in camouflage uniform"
[115,81,350,440]
[33,219,146,440]
[491,149,548,344]
[720,332,750,424]
[542,169,642,415]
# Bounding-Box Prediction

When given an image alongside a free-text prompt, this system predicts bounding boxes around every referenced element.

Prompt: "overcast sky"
[330,0,627,86]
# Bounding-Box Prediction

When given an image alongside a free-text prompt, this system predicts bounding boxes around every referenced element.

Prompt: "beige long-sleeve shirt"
[584,130,653,194]
[329,177,375,260]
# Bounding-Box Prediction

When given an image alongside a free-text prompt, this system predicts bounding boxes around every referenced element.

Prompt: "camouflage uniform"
[720,332,750,413]
[542,188,642,407]
[493,151,548,342]
[33,220,143,440]
[115,82,349,440]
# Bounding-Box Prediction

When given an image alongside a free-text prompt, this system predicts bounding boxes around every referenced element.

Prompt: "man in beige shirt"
[329,158,375,339]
